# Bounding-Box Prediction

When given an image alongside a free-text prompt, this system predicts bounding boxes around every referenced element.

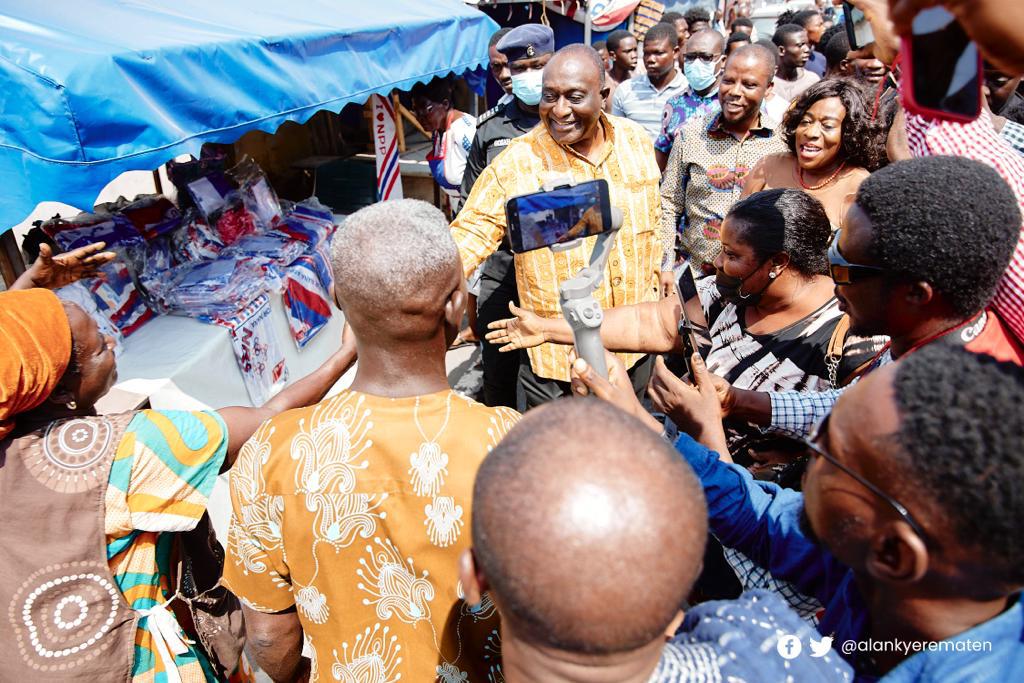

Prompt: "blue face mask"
[684,58,720,92]
[511,69,544,106]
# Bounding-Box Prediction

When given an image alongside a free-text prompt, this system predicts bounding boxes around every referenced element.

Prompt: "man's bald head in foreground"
[330,199,464,343]
[467,398,708,655]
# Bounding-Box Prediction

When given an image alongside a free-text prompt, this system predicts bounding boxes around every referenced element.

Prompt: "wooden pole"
[393,94,406,153]
[398,102,431,140]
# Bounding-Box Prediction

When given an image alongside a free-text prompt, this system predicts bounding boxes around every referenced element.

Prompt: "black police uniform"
[460,98,541,409]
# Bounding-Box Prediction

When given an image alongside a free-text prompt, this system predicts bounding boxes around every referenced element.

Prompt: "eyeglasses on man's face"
[799,414,927,541]
[684,51,720,63]
[828,229,885,285]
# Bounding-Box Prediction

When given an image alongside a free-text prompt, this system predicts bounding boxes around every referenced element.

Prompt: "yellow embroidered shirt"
[451,113,667,381]
[222,389,520,682]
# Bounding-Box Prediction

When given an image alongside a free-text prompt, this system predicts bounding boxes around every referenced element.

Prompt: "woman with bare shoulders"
[743,78,882,227]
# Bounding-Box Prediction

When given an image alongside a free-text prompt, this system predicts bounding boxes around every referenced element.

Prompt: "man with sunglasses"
[712,155,1024,439]
[572,342,1024,681]
[653,30,726,172]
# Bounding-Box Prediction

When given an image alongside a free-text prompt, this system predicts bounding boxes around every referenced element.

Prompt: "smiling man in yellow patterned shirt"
[223,200,519,682]
[452,44,673,410]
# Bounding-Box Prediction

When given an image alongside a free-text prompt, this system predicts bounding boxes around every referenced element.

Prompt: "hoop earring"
[66,400,77,410]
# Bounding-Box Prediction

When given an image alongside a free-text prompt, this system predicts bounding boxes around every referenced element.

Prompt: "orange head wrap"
[0,288,73,440]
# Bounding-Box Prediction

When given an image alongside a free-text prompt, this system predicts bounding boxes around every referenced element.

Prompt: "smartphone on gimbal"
[505,179,613,254]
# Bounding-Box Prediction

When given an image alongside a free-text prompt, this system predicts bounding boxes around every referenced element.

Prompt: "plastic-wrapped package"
[135,237,176,313]
[186,172,235,222]
[171,210,224,263]
[277,197,337,246]
[88,261,156,337]
[222,231,307,267]
[202,294,289,405]
[282,246,334,348]
[157,258,275,319]
[227,155,283,230]
[167,150,229,212]
[214,200,259,245]
[55,281,124,355]
[44,212,144,252]
[116,194,182,240]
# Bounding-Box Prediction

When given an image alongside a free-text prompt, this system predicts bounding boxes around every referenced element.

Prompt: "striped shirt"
[452,113,666,382]
[105,409,229,682]
[611,69,689,141]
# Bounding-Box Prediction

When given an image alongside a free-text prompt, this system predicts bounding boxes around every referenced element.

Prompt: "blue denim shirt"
[674,432,1024,682]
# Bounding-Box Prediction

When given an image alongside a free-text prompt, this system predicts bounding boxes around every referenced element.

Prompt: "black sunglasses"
[684,52,720,62]
[828,229,885,285]
[800,414,927,540]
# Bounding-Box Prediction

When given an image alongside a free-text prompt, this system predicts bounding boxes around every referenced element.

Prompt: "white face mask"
[684,58,720,92]
[511,69,544,106]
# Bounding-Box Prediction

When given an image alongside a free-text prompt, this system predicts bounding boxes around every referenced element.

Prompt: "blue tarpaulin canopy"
[0,0,499,231]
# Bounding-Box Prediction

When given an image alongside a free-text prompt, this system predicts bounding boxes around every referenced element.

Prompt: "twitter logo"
[809,635,834,658]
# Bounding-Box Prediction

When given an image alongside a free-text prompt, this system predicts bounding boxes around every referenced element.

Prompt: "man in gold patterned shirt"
[452,44,674,410]
[223,199,520,682]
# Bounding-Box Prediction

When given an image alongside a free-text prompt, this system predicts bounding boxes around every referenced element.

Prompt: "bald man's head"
[331,199,463,342]
[540,45,609,149]
[471,398,708,655]
[726,43,776,84]
[544,43,607,88]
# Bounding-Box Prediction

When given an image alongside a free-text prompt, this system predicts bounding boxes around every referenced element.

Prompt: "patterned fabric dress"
[653,88,720,156]
[223,389,519,682]
[105,409,229,682]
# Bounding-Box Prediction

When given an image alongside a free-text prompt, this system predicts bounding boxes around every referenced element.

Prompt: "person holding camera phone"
[453,45,672,410]
[489,188,888,615]
[845,0,1024,356]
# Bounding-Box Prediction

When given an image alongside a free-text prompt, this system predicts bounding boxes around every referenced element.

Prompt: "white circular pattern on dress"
[53,595,88,630]
[22,416,125,493]
[21,573,119,658]
[49,419,111,469]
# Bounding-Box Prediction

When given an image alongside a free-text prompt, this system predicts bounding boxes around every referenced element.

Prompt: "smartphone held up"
[505,179,612,254]
[901,7,983,123]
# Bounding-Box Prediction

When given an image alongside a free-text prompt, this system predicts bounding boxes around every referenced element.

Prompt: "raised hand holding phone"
[901,7,983,123]
[505,178,621,379]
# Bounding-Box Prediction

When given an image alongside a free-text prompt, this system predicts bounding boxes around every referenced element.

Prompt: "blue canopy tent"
[0,0,500,234]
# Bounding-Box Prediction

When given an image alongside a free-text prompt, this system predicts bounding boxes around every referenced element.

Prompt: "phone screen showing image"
[506,180,610,253]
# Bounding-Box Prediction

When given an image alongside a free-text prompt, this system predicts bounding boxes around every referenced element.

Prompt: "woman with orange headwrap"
[0,288,357,682]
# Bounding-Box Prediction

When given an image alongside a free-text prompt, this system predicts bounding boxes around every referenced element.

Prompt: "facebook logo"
[777,634,803,660]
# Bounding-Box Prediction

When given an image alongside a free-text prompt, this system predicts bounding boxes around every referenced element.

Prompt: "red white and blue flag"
[372,94,404,201]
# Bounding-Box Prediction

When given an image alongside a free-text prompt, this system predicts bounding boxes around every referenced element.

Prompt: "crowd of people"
[2,0,1024,681]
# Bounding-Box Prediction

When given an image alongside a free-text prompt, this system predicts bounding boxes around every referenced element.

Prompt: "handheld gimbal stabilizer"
[543,178,623,379]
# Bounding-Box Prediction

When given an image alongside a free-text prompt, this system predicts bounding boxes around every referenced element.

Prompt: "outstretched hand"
[13,241,117,291]
[647,355,730,457]
[569,350,662,433]
[486,301,547,351]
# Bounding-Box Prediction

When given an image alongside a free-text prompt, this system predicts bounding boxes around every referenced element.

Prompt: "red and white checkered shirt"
[904,107,1024,342]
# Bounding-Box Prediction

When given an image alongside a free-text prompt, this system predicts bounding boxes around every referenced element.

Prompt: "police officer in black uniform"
[460,24,554,409]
